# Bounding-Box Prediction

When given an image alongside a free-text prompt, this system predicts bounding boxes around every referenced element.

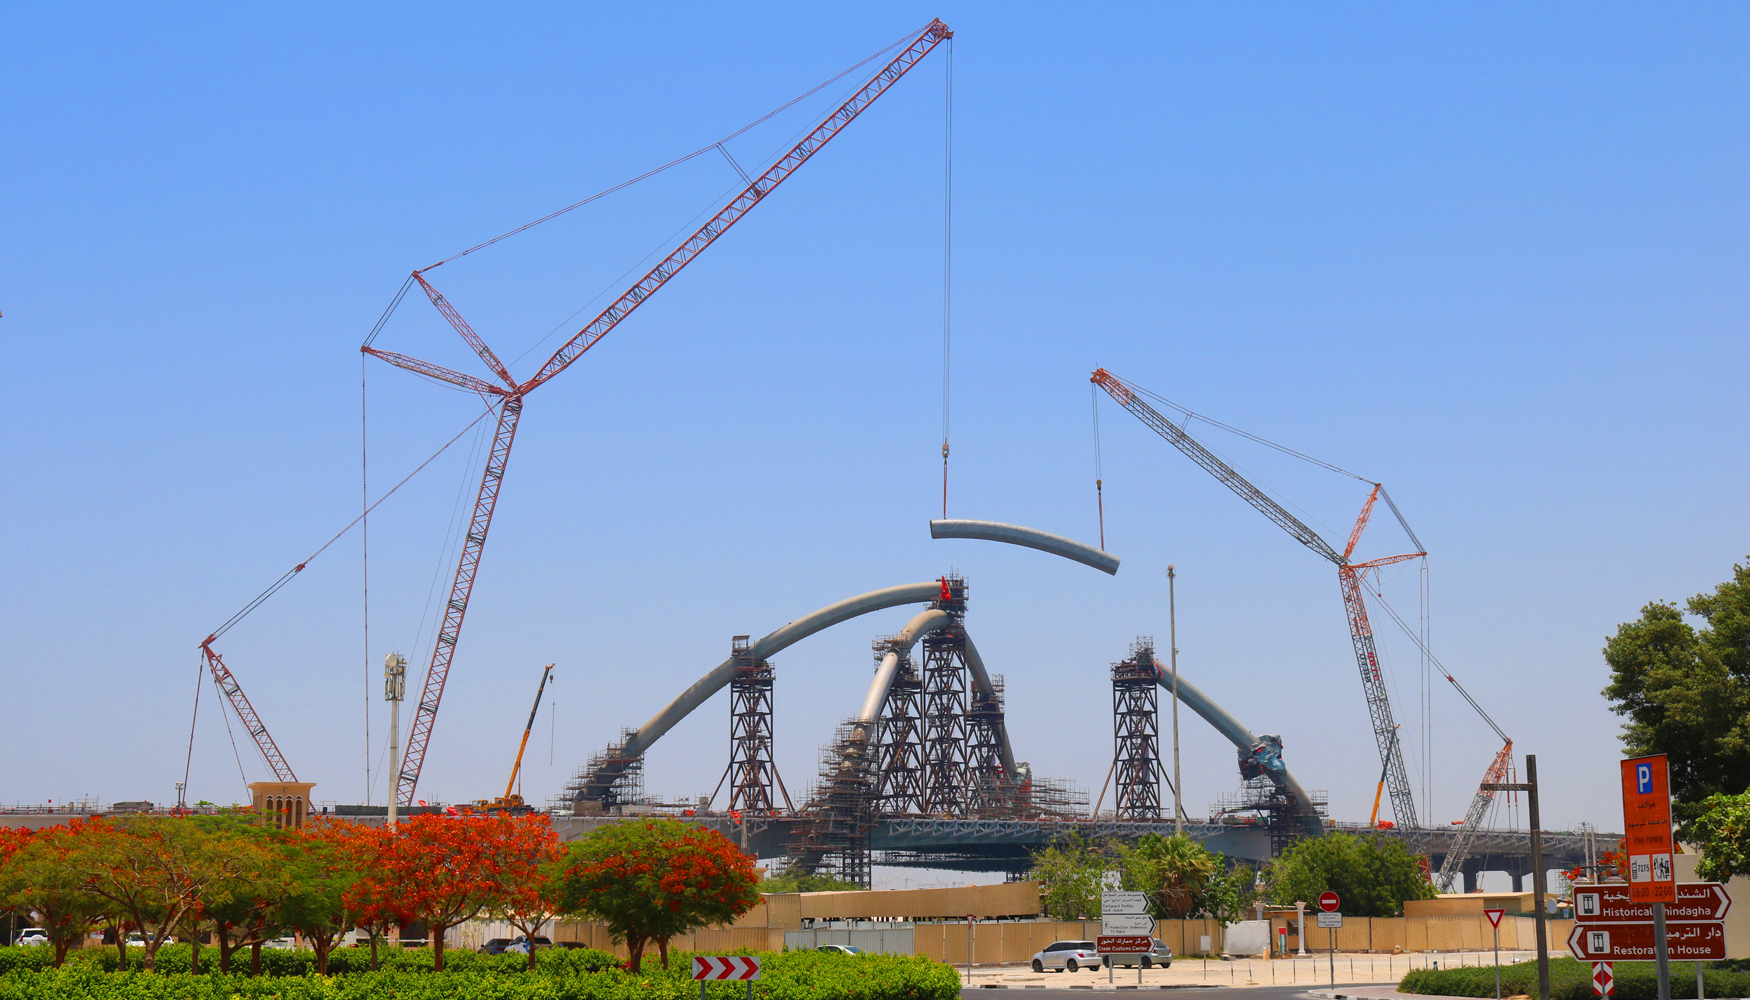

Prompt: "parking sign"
[1620,754,1675,904]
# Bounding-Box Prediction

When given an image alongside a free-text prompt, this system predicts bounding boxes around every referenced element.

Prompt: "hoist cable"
[941,38,953,518]
[1092,384,1106,550]
[181,654,203,806]
[361,352,372,804]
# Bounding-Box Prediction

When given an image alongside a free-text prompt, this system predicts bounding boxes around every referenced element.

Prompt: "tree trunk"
[528,938,539,970]
[431,926,445,971]
[369,931,379,971]
[313,934,330,975]
[110,920,126,970]
[142,940,159,973]
[217,924,235,974]
[625,932,647,973]
[656,935,670,969]
[188,926,201,974]
[250,941,262,976]
[52,940,69,968]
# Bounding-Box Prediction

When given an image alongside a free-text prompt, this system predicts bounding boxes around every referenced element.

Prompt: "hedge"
[1400,956,1750,1000]
[0,947,962,1000]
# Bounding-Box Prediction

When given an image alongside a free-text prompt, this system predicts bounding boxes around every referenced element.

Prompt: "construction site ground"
[956,950,1538,990]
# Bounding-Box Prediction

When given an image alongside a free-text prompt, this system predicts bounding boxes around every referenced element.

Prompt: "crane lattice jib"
[1090,369,1345,566]
[200,642,297,783]
[1436,739,1513,891]
[1092,367,1422,832]
[376,20,953,807]
[1338,565,1418,831]
[521,19,954,395]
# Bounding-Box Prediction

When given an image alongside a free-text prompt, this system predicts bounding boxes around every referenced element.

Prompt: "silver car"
[1031,940,1102,972]
[1102,937,1173,969]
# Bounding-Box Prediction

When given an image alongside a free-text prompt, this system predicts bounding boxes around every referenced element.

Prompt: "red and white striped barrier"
[692,956,761,981]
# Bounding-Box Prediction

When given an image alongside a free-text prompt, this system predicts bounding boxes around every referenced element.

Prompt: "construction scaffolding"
[566,727,644,813]
[873,639,925,816]
[1210,773,1329,857]
[724,635,792,815]
[791,720,879,887]
[1112,638,1162,820]
[919,577,970,816]
[965,673,1011,817]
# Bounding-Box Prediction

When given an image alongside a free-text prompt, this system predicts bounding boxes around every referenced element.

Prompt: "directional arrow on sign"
[1573,883,1730,923]
[1102,891,1150,915]
[1102,912,1156,936]
[1567,921,1726,961]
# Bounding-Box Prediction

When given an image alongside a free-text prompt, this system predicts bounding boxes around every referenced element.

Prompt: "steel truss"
[1112,640,1161,819]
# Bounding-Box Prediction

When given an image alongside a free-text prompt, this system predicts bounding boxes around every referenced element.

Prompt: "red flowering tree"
[0,822,107,967]
[347,814,515,970]
[480,814,567,969]
[557,819,760,972]
[339,823,409,971]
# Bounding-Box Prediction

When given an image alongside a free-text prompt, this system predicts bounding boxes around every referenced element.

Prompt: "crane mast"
[368,20,954,807]
[1091,368,1423,832]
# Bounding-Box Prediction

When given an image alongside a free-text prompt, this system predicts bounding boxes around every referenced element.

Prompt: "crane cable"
[1092,384,1105,550]
[361,353,373,804]
[940,38,953,519]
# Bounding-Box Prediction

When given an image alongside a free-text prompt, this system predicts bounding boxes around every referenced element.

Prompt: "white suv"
[16,929,49,947]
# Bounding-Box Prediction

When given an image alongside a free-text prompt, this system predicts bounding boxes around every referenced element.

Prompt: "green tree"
[1602,561,1750,831]
[1199,863,1261,927]
[758,868,862,893]
[1114,833,1220,918]
[556,819,760,972]
[1026,832,1113,919]
[1688,791,1750,882]
[1264,832,1433,917]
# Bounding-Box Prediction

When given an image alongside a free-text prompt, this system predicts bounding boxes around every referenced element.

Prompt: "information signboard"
[1316,911,1343,928]
[1573,883,1730,923]
[1620,754,1675,904]
[1097,935,1153,954]
[1567,922,1726,962]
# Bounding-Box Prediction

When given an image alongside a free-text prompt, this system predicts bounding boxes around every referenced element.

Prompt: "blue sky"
[3,2,1743,858]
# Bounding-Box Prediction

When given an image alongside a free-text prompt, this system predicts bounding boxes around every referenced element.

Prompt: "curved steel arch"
[575,582,1019,802]
[929,519,1120,575]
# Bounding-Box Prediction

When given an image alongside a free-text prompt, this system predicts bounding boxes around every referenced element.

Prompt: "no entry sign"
[1319,891,1340,912]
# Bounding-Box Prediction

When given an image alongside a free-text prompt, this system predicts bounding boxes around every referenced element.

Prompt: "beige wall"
[790,882,1044,922]
[1267,913,1566,954]
[552,921,783,957]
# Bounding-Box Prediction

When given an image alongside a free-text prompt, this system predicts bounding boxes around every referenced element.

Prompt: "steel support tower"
[726,636,788,815]
[874,645,925,816]
[1112,639,1162,819]
[965,673,1011,817]
[920,578,970,816]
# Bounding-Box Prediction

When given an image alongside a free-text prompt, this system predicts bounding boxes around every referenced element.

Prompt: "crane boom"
[1435,740,1513,891]
[505,664,554,800]
[1090,369,1345,566]
[199,639,297,783]
[1092,368,1421,832]
[375,20,954,807]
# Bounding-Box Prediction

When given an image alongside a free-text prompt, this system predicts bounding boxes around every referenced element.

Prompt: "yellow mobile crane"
[469,664,554,813]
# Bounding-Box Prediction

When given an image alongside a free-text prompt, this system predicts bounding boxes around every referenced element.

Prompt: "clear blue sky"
[3,3,1743,854]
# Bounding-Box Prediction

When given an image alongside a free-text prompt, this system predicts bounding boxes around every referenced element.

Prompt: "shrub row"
[0,943,621,976]
[1400,956,1750,1000]
[0,948,962,1000]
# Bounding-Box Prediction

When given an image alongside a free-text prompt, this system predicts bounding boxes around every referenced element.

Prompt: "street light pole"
[1168,565,1182,834]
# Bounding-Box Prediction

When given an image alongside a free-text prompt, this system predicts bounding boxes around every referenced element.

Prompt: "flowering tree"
[348,814,511,970]
[558,819,760,972]
[277,821,371,974]
[70,815,271,972]
[340,823,408,971]
[0,822,107,967]
[479,814,566,969]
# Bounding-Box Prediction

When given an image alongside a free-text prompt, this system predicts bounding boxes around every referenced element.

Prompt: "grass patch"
[1401,955,1746,1000]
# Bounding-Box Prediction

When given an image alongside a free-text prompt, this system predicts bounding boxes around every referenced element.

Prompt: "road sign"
[1621,754,1675,904]
[1574,882,1731,923]
[1484,908,1505,928]
[693,956,761,981]
[1567,922,1727,961]
[1592,962,1614,997]
[1319,891,1340,912]
[1097,935,1154,954]
[1316,911,1343,928]
[1102,891,1150,915]
[1101,912,1156,935]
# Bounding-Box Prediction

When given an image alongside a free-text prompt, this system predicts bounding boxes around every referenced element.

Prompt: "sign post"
[1485,908,1505,1000]
[1592,961,1614,997]
[1318,893,1341,985]
[1100,890,1155,982]
[693,957,760,1000]
[966,914,974,985]
[1622,754,1675,1000]
[1484,753,1546,1000]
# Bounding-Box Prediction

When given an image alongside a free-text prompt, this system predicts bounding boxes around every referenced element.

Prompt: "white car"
[1031,940,1102,972]
[264,937,298,950]
[16,928,49,947]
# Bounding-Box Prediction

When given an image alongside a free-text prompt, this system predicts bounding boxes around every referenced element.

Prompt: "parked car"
[123,932,174,948]
[1031,940,1102,972]
[816,944,864,955]
[263,937,298,950]
[479,938,513,955]
[505,935,552,954]
[15,929,49,947]
[1102,938,1172,969]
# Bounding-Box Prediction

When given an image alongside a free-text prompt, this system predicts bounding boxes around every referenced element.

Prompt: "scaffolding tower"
[725,635,792,815]
[791,720,878,887]
[920,577,970,816]
[566,727,644,813]
[965,674,1012,816]
[874,640,925,816]
[1112,638,1162,819]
